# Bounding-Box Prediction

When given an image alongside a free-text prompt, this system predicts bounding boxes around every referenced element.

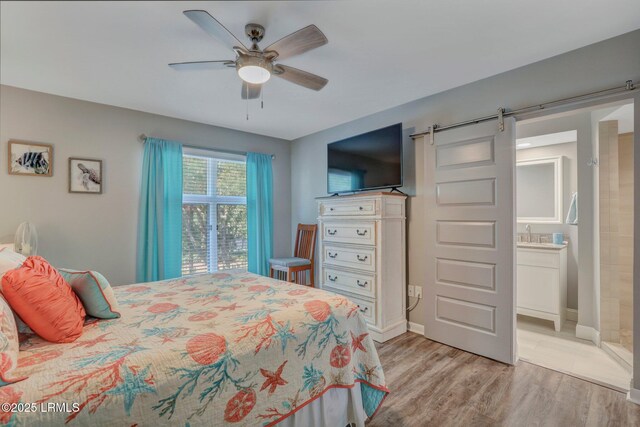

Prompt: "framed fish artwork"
[69,157,102,194]
[8,140,53,177]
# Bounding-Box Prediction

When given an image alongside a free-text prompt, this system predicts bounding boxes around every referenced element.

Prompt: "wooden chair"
[269,224,317,287]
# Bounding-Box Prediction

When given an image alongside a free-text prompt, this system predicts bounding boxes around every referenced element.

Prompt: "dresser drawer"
[349,294,376,324]
[323,267,375,298]
[319,199,376,216]
[323,221,376,246]
[517,249,560,269]
[324,245,376,272]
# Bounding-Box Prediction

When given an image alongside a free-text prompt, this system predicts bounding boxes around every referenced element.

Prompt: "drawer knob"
[328,275,338,282]
[356,229,368,236]
[358,206,363,211]
[356,255,368,262]
[327,229,337,235]
[356,280,368,287]
[328,252,338,259]
[329,207,334,211]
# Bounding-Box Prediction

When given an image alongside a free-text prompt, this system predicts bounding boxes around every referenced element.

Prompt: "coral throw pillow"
[1,257,85,343]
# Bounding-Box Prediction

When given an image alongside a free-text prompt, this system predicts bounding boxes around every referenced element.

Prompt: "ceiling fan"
[170,10,329,100]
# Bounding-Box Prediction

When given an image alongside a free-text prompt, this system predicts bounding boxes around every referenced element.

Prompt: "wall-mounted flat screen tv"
[327,123,403,194]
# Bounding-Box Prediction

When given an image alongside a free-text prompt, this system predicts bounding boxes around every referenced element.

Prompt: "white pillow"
[0,248,26,281]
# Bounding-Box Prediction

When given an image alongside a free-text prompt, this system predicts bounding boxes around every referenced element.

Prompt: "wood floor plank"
[369,332,640,427]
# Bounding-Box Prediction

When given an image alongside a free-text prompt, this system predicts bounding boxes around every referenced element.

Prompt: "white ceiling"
[602,103,635,133]
[2,1,639,140]
[516,130,577,150]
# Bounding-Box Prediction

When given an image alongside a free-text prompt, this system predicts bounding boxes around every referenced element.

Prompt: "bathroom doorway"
[514,103,633,392]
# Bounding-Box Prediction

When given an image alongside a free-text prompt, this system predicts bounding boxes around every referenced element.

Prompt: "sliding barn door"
[424,118,516,364]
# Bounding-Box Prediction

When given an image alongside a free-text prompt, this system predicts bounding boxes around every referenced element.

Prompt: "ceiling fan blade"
[273,64,328,91]
[241,82,262,99]
[169,60,235,71]
[264,25,327,61]
[183,10,247,51]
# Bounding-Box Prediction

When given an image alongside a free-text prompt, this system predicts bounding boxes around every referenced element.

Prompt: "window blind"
[182,149,247,275]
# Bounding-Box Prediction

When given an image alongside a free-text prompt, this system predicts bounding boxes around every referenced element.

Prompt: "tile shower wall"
[599,121,634,349]
[618,132,634,352]
[599,120,620,343]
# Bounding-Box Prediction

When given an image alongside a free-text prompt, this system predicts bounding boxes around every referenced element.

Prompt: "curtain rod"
[138,134,276,160]
[410,79,636,139]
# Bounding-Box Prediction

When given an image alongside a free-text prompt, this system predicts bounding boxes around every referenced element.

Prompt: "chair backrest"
[294,224,318,262]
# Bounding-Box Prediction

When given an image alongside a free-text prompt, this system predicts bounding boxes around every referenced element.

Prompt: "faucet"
[525,224,532,243]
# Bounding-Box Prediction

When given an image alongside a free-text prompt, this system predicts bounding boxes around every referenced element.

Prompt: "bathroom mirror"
[517,156,563,224]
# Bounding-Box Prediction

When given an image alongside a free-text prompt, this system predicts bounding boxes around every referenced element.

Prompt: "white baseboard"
[576,324,601,346]
[565,308,578,322]
[627,385,640,406]
[407,321,424,335]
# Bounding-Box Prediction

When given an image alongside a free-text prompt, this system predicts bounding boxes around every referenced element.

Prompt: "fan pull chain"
[261,87,264,109]
[246,86,249,121]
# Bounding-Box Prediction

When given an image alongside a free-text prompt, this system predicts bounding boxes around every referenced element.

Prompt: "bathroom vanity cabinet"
[517,244,568,331]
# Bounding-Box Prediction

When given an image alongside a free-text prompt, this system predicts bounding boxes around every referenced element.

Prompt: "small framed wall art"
[8,140,53,176]
[69,157,102,194]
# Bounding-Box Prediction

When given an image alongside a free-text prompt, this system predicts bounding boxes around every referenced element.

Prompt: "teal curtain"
[136,138,183,282]
[246,152,273,276]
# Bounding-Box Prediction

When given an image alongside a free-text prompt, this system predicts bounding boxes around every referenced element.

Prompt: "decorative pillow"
[1,256,86,343]
[59,269,120,319]
[0,295,26,386]
[0,248,26,281]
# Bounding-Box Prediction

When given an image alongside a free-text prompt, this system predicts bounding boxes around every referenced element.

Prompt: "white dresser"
[317,192,407,342]
[516,244,567,331]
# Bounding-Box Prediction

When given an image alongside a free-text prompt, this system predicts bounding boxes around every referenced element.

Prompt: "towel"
[566,192,578,225]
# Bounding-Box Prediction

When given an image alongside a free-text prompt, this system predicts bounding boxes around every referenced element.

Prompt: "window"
[182,148,247,275]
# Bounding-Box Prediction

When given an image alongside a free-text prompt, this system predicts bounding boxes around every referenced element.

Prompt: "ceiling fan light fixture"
[236,55,272,84]
[238,65,270,84]
[172,11,329,95]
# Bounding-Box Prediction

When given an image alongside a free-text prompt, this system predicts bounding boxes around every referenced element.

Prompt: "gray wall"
[0,85,292,286]
[515,140,579,310]
[291,30,640,332]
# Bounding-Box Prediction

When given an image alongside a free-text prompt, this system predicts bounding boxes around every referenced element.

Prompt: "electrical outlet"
[414,286,423,299]
[407,285,415,298]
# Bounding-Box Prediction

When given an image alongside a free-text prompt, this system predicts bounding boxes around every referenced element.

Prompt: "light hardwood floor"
[369,332,640,426]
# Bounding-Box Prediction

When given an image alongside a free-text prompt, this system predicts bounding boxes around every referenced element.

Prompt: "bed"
[1,271,388,426]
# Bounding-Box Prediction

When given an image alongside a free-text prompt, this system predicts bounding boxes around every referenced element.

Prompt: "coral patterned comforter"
[1,271,388,426]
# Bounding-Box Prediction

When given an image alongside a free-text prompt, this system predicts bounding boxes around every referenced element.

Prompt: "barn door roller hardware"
[411,80,636,139]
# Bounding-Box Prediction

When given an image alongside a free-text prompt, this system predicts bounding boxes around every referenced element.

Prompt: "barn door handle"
[356,229,367,236]
[356,255,368,262]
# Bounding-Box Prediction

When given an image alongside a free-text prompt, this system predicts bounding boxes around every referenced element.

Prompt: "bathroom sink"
[517,242,566,249]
